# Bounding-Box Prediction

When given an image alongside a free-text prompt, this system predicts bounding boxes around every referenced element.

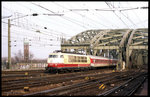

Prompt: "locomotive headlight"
[47,59,50,63]
[47,59,53,63]
[45,64,48,67]
[91,63,94,66]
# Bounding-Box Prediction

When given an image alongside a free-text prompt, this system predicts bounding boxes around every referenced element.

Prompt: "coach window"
[74,56,77,62]
[85,57,87,62]
[77,56,80,62]
[82,57,84,62]
[68,56,73,62]
[79,57,81,62]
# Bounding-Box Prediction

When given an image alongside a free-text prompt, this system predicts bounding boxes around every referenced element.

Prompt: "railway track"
[2,70,46,78]
[98,72,147,96]
[2,69,114,91]
[22,70,143,96]
[2,68,146,96]
[2,68,111,82]
[2,69,45,74]
[2,68,111,79]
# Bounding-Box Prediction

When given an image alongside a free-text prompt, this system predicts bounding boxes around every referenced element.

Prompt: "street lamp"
[7,13,64,69]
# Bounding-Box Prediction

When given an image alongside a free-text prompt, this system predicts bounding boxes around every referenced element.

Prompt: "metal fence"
[2,63,47,70]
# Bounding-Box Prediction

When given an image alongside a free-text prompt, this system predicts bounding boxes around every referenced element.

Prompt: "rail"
[22,70,141,96]
[97,72,147,96]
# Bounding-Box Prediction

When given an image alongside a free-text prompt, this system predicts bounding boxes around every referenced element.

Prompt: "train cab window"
[49,55,58,58]
[49,55,54,58]
[49,55,52,58]
[60,55,64,58]
[53,55,58,58]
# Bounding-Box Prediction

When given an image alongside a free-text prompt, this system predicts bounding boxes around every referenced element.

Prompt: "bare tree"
[29,51,34,61]
[14,50,23,63]
[2,57,7,69]
[29,52,34,60]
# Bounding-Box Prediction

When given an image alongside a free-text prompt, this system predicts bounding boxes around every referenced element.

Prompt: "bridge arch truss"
[61,28,148,69]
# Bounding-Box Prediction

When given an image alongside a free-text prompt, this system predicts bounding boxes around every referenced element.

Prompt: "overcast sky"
[1,1,148,59]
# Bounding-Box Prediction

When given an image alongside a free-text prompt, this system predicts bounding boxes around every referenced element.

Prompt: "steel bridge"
[61,28,148,70]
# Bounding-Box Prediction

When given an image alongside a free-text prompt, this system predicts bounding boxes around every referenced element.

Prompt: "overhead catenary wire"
[31,2,106,29]
[2,27,61,43]
[105,2,130,28]
[17,3,81,35]
[109,2,137,28]
[2,19,71,40]
[53,2,110,29]
[1,23,60,46]
[33,2,97,29]
[81,3,120,29]
[2,6,72,39]
[2,35,61,47]
[126,2,146,28]
[31,2,89,29]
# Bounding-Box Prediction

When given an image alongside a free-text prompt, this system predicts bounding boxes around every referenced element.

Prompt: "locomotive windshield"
[60,55,64,58]
[48,55,64,58]
[49,55,58,58]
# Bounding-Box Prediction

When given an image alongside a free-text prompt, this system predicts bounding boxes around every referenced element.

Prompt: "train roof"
[48,52,118,60]
[87,55,118,60]
[49,52,87,56]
